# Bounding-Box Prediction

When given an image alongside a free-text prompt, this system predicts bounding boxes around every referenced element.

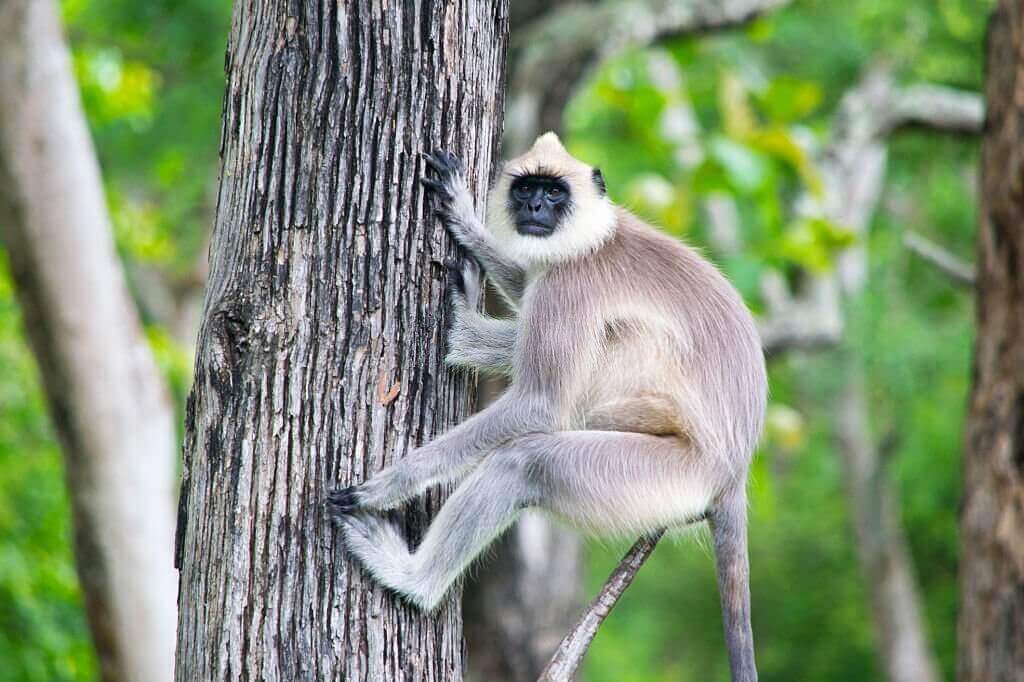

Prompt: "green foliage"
[0,1,231,677]
[0,0,990,678]
[0,259,96,681]
[64,0,231,275]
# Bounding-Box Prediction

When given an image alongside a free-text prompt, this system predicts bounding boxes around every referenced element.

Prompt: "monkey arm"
[328,268,599,513]
[442,255,516,375]
[421,150,527,305]
[446,310,516,376]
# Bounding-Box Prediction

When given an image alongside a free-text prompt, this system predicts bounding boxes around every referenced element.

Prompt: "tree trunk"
[816,72,941,682]
[835,358,939,682]
[464,512,584,681]
[958,2,1024,679]
[0,1,178,680]
[174,2,509,680]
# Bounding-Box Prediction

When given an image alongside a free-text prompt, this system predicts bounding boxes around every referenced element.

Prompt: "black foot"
[326,486,362,520]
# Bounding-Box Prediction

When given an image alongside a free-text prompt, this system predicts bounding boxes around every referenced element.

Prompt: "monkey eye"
[546,186,564,200]
[512,184,532,200]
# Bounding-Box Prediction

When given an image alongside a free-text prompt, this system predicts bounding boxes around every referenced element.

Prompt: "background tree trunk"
[464,511,584,681]
[174,2,509,680]
[0,1,178,680]
[958,2,1024,679]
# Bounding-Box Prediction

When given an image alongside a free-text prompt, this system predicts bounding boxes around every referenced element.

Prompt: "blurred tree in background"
[0,0,994,680]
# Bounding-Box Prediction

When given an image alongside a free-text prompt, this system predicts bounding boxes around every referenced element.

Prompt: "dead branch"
[537,529,666,681]
[903,230,976,288]
[506,0,794,151]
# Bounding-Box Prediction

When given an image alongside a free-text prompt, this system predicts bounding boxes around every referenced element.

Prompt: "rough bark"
[958,2,1024,679]
[0,1,178,680]
[174,2,509,680]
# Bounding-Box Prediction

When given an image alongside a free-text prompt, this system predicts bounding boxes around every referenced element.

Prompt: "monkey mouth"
[516,221,555,237]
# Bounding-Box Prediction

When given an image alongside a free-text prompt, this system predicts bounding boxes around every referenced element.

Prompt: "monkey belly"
[577,325,690,437]
[582,394,684,436]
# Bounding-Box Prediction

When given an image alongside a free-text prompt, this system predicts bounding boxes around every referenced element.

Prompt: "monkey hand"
[445,256,482,310]
[420,150,477,243]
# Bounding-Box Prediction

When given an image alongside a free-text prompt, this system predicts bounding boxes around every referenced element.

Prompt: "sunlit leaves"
[109,190,175,264]
[757,75,824,123]
[778,217,857,271]
[73,48,157,129]
[0,258,95,681]
[765,403,808,452]
[707,136,772,193]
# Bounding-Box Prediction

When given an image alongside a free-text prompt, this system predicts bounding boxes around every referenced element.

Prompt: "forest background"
[0,0,991,680]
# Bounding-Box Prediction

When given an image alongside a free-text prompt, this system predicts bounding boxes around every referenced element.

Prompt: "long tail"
[709,486,758,682]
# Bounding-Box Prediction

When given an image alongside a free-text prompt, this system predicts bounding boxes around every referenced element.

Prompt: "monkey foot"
[326,486,362,519]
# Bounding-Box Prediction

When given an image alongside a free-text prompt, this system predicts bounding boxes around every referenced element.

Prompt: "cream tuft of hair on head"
[487,132,617,267]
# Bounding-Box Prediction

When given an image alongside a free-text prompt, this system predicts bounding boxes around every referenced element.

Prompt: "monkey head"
[487,132,616,266]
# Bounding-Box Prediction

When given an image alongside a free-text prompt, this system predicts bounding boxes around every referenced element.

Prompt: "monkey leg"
[337,452,534,610]
[523,430,720,536]
[709,487,757,682]
[328,389,552,513]
[525,431,757,680]
[338,430,735,612]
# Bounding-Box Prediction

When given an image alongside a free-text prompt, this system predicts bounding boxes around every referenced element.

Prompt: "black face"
[508,175,572,237]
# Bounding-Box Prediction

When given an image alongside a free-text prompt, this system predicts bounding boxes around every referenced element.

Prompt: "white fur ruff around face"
[487,132,616,266]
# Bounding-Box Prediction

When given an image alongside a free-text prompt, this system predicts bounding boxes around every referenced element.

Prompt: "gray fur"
[445,258,516,376]
[329,136,766,682]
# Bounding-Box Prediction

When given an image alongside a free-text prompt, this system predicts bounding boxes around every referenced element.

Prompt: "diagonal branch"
[537,529,666,682]
[903,230,976,288]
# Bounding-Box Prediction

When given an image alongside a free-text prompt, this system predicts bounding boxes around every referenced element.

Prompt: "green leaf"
[758,76,824,122]
[708,136,770,193]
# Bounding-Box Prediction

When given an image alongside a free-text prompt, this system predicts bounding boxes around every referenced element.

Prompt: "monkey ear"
[592,167,607,196]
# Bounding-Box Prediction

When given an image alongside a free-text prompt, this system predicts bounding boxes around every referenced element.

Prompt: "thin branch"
[902,231,976,288]
[505,0,793,151]
[887,84,984,136]
[755,72,982,356]
[538,529,666,682]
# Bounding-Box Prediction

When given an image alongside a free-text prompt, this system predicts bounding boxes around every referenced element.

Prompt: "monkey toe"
[326,486,362,519]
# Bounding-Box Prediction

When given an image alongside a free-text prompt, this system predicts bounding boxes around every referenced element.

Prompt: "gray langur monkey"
[328,132,767,682]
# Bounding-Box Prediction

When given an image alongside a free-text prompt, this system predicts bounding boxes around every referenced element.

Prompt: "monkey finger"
[427,149,464,176]
[422,151,453,176]
[419,176,447,194]
[445,258,466,294]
